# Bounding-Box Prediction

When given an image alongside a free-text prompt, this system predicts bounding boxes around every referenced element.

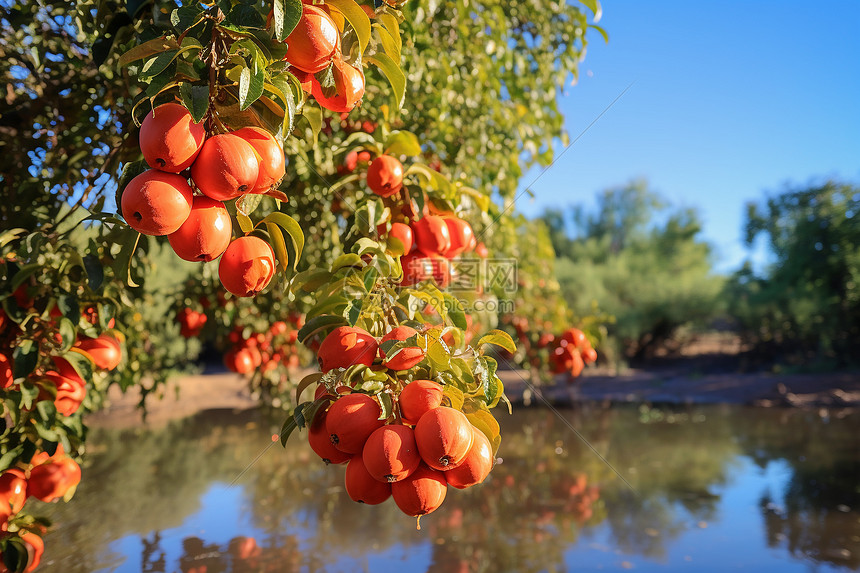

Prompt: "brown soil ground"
[87,334,860,429]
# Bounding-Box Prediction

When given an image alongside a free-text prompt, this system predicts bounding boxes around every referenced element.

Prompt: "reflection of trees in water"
[34,404,860,572]
[742,409,860,570]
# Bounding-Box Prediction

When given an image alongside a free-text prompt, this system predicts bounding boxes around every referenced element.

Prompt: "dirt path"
[86,361,860,430]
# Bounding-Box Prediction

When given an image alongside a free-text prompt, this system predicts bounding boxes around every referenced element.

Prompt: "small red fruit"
[121,170,193,236]
[218,236,276,297]
[362,424,421,483]
[232,127,286,193]
[317,326,378,372]
[399,251,434,286]
[0,353,13,389]
[391,463,447,517]
[168,196,232,262]
[444,426,494,489]
[285,4,340,73]
[139,102,206,173]
[308,407,350,464]
[326,393,384,454]
[345,454,391,504]
[177,308,207,338]
[74,334,122,370]
[399,380,443,425]
[412,215,451,257]
[27,455,81,502]
[311,57,365,113]
[442,218,474,259]
[0,469,27,522]
[582,346,598,364]
[43,358,86,416]
[388,222,413,254]
[475,242,488,258]
[414,406,474,471]
[379,326,424,371]
[224,347,256,374]
[366,155,404,198]
[191,133,260,201]
[560,328,588,349]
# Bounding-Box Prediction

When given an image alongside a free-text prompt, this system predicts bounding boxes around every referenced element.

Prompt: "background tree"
[544,180,725,362]
[726,180,860,368]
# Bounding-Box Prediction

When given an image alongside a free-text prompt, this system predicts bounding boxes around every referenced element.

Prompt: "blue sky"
[517,0,860,272]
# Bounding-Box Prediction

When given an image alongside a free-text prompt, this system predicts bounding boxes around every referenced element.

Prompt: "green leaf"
[367,53,406,108]
[226,4,267,29]
[138,50,179,81]
[171,5,204,33]
[58,318,77,352]
[126,0,150,17]
[115,160,148,209]
[295,372,325,404]
[443,294,467,330]
[63,349,95,383]
[297,314,347,344]
[376,12,401,53]
[302,103,323,146]
[236,193,263,217]
[259,212,304,270]
[82,254,104,291]
[179,83,210,123]
[589,23,609,43]
[378,392,393,421]
[12,342,38,381]
[113,230,141,288]
[10,263,41,292]
[331,253,364,272]
[476,329,516,353]
[373,22,400,63]
[265,222,290,272]
[442,384,465,410]
[384,130,421,157]
[272,0,303,42]
[579,0,602,22]
[327,0,372,53]
[345,298,362,326]
[238,62,265,111]
[362,266,378,292]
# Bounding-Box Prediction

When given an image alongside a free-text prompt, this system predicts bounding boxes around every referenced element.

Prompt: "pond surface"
[34,404,860,573]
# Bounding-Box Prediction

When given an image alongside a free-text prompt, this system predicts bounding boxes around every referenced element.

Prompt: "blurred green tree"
[544,180,724,361]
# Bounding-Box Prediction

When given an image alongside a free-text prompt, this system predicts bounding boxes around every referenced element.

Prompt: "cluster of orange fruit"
[284,3,367,113]
[305,325,494,523]
[122,102,284,297]
[547,328,598,377]
[223,318,303,375]
[0,446,81,572]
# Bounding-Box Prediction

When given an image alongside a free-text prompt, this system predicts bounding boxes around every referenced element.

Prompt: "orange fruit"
[285,4,340,73]
[191,133,260,201]
[362,424,421,483]
[345,454,391,504]
[311,57,365,113]
[0,469,27,522]
[398,379,443,426]
[414,406,473,471]
[444,426,494,489]
[388,222,413,254]
[218,236,275,297]
[379,325,424,371]
[27,456,81,502]
[167,196,232,262]
[399,251,434,286]
[74,334,122,370]
[441,217,474,259]
[42,358,86,416]
[317,326,378,372]
[121,170,193,236]
[366,155,403,197]
[139,102,206,173]
[326,393,384,454]
[412,215,451,257]
[0,352,13,389]
[391,463,447,517]
[232,127,286,194]
[308,406,350,465]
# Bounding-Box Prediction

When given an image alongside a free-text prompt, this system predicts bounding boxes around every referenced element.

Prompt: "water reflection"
[35,405,860,572]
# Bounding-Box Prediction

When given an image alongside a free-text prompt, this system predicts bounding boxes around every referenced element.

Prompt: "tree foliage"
[726,180,860,367]
[545,180,725,360]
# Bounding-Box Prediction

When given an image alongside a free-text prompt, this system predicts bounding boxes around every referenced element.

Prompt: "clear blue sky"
[517,0,860,272]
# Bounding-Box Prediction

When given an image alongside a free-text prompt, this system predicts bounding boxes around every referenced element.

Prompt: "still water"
[34,404,860,573]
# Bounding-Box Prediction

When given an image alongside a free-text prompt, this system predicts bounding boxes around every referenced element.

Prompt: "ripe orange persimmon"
[74,334,122,370]
[121,170,194,236]
[345,454,391,504]
[167,196,232,262]
[224,347,256,374]
[326,393,384,454]
[412,215,451,257]
[362,424,421,483]
[139,102,206,173]
[582,346,598,364]
[0,469,27,522]
[391,463,447,517]
[414,406,474,471]
[43,358,86,416]
[379,326,424,371]
[27,456,81,502]
[366,155,403,198]
[177,308,207,338]
[0,353,12,389]
[388,222,413,254]
[308,407,350,465]
[442,217,474,259]
[232,127,286,193]
[285,4,340,73]
[560,328,587,349]
[399,251,434,286]
[444,426,494,489]
[218,236,275,297]
[311,57,365,113]
[191,133,260,201]
[399,380,444,425]
[317,326,378,372]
